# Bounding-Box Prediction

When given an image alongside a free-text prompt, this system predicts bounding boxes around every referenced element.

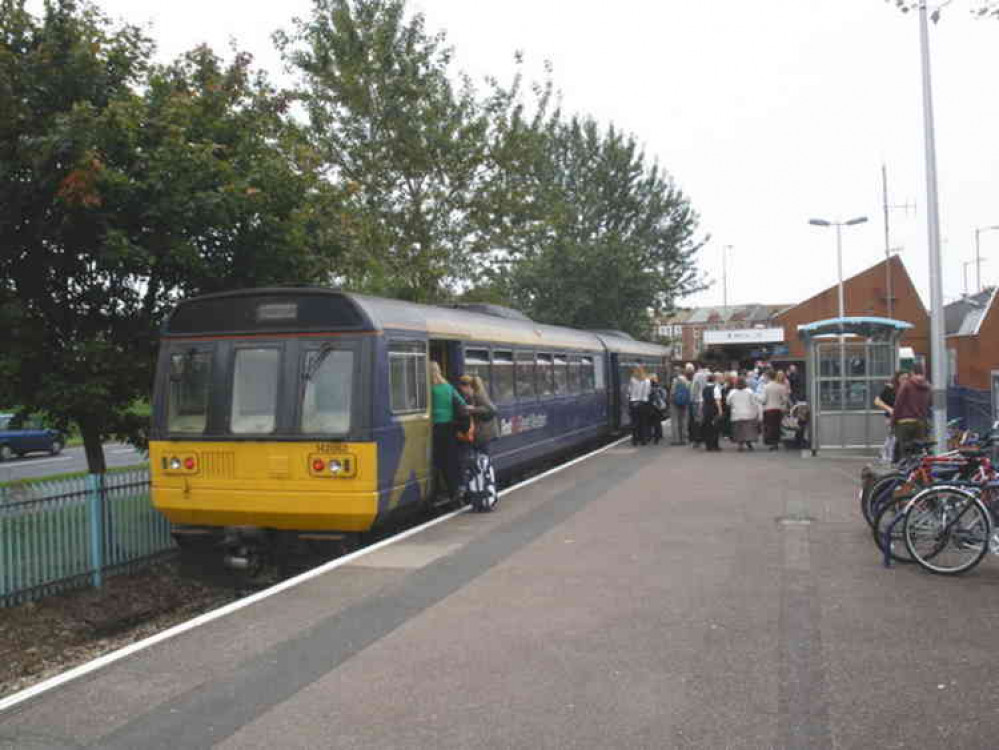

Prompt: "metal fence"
[0,469,174,608]
[947,386,994,438]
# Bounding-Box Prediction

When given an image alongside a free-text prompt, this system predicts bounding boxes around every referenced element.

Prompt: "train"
[148,287,670,567]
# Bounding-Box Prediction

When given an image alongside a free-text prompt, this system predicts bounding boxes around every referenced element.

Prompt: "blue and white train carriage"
[149,287,670,555]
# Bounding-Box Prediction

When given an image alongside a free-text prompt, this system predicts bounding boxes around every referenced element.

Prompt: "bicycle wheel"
[903,487,990,575]
[872,494,916,563]
[864,473,905,529]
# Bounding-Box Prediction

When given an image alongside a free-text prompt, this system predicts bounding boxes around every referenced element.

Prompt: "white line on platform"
[0,435,629,714]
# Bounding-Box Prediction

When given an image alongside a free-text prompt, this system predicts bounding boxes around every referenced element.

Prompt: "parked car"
[0,413,65,461]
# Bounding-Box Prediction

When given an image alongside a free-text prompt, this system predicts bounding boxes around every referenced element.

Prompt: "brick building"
[946,287,999,390]
[774,255,930,364]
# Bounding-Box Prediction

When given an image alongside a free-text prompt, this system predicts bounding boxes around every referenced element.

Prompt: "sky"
[42,0,999,312]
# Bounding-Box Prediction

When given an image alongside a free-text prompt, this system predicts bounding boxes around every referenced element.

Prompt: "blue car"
[0,413,65,461]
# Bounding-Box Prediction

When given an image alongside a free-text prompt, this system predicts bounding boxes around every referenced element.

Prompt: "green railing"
[0,470,174,607]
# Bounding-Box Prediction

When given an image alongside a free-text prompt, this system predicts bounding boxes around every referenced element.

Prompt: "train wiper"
[304,343,336,381]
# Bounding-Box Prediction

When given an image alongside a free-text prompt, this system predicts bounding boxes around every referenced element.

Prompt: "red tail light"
[312,458,326,472]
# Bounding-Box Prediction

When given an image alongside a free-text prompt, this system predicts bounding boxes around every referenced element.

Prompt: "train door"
[429,340,464,382]
[607,353,625,431]
[428,339,464,501]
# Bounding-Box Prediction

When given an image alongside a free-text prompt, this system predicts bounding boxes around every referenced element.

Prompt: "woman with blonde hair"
[430,361,467,502]
[456,375,499,511]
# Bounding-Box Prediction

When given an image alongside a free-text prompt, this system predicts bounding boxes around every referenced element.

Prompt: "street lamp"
[974,225,999,293]
[808,216,869,322]
[809,216,868,430]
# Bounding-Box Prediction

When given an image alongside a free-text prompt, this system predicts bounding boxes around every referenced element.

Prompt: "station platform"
[3,441,998,750]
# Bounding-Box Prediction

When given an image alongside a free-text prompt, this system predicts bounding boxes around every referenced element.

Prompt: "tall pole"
[836,223,846,443]
[976,228,982,293]
[722,245,729,315]
[918,2,947,451]
[882,164,894,318]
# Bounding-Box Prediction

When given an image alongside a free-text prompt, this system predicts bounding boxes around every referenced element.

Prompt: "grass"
[0,463,148,490]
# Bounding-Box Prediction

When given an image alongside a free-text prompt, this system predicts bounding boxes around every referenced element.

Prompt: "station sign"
[703,327,785,346]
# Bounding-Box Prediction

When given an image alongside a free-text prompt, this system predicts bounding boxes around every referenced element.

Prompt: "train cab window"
[537,353,555,398]
[515,351,536,400]
[167,350,212,433]
[568,355,582,394]
[231,348,281,434]
[389,341,427,415]
[464,349,491,393]
[301,348,354,434]
[493,351,515,403]
[553,355,568,394]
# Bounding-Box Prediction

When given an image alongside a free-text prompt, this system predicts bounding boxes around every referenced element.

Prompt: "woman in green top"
[431,361,467,502]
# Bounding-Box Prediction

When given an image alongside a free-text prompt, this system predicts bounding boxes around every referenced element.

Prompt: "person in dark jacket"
[647,374,667,445]
[892,365,931,458]
[700,373,722,452]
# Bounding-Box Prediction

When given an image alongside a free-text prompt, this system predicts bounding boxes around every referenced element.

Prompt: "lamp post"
[974,225,999,293]
[808,216,868,436]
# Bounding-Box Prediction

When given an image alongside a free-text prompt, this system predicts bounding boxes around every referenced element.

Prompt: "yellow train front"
[150,287,669,567]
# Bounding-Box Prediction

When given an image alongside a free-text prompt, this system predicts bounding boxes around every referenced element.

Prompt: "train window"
[515,351,536,400]
[553,355,568,394]
[580,356,594,391]
[231,348,280,434]
[493,350,515,403]
[591,355,604,390]
[537,354,555,397]
[568,355,582,394]
[301,348,354,433]
[167,350,212,433]
[389,341,427,415]
[464,349,491,394]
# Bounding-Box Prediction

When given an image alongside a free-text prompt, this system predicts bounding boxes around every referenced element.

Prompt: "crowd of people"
[631,361,809,453]
[433,355,934,509]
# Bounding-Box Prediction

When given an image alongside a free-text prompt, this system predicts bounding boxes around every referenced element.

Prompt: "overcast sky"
[52,0,999,312]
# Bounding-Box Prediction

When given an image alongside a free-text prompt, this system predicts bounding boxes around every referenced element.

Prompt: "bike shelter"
[798,317,913,454]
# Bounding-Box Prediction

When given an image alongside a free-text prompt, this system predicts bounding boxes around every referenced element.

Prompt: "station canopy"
[797,316,913,341]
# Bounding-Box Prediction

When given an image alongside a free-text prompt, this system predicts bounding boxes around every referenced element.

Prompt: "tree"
[886,1,999,21]
[276,0,494,302]
[496,116,705,338]
[0,0,324,472]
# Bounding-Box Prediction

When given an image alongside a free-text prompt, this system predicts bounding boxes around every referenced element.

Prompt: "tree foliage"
[276,0,492,301]
[886,0,999,21]
[484,116,704,338]
[0,0,323,472]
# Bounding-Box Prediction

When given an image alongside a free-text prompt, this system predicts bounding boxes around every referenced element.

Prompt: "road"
[0,442,147,483]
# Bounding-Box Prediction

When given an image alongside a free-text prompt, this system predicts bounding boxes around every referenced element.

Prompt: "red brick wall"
[775,256,930,363]
[949,292,999,389]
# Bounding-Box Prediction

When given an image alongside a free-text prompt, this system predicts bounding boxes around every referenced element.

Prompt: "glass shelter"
[798,317,913,453]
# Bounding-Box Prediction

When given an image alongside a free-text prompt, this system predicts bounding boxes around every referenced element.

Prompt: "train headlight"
[308,453,355,478]
[164,453,198,474]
